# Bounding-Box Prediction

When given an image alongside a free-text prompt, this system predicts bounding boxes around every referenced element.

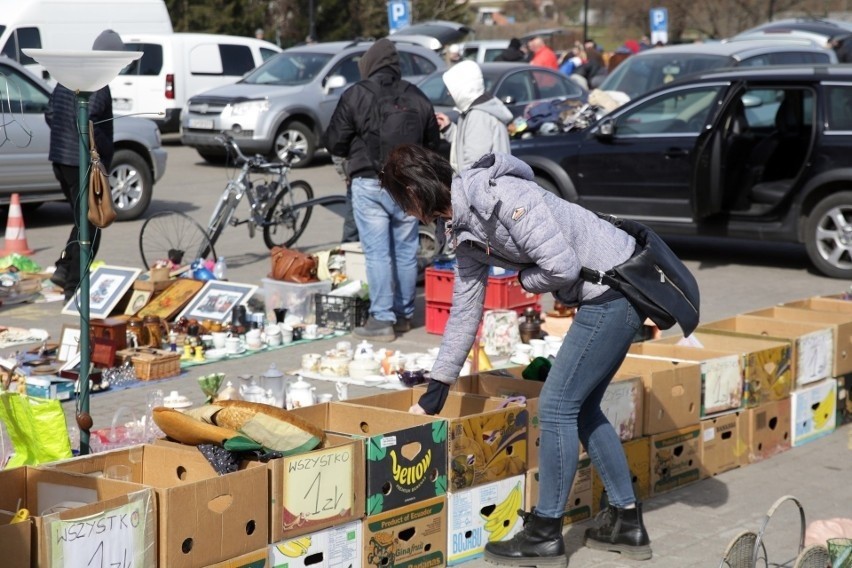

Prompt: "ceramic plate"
[227,346,246,356]
[205,348,227,360]
[361,375,386,385]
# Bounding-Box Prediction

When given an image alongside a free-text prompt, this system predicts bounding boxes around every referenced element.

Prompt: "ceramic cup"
[317,393,334,403]
[304,323,319,340]
[246,329,263,350]
[544,335,563,357]
[280,324,294,344]
[511,343,533,365]
[529,338,547,359]
[225,337,242,354]
[211,332,228,349]
[301,353,321,372]
[265,326,282,347]
[335,382,349,401]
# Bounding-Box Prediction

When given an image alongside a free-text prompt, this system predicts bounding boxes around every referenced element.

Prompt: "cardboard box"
[447,475,525,565]
[268,433,365,541]
[699,412,747,477]
[0,466,157,568]
[525,457,593,525]
[25,375,75,401]
[362,496,447,568]
[269,520,361,568]
[649,425,703,496]
[699,315,833,388]
[791,378,837,447]
[619,356,701,436]
[288,403,448,515]
[744,398,792,463]
[746,306,852,377]
[601,372,644,442]
[592,437,651,509]
[837,374,851,425]
[343,391,528,492]
[45,444,268,567]
[629,343,743,417]
[204,549,269,568]
[340,242,367,282]
[653,332,793,407]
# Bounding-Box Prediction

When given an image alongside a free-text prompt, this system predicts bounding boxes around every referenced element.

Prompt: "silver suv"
[180,40,446,167]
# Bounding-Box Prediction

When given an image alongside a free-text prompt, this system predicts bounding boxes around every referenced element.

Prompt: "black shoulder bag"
[580,215,700,335]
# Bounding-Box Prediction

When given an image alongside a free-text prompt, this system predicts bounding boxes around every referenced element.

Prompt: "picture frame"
[176,280,258,324]
[136,278,204,321]
[124,289,153,316]
[58,324,81,363]
[61,265,142,319]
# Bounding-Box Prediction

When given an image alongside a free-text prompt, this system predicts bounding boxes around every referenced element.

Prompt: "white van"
[111,33,282,133]
[0,0,173,79]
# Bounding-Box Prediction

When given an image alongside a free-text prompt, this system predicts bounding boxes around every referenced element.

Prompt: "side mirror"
[741,94,762,108]
[596,117,615,138]
[324,74,347,94]
[502,96,516,105]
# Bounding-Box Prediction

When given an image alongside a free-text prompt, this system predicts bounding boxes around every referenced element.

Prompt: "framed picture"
[61,265,142,319]
[177,280,258,324]
[137,278,204,321]
[58,324,81,363]
[124,289,153,316]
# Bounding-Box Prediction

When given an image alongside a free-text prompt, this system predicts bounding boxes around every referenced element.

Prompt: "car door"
[493,69,536,116]
[575,83,727,220]
[112,42,165,117]
[0,61,55,198]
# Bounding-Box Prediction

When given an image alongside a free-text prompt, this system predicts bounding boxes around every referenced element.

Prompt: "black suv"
[511,65,852,278]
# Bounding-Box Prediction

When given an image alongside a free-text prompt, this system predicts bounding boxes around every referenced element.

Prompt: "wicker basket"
[117,348,181,380]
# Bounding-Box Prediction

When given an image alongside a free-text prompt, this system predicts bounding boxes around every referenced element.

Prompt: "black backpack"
[361,79,424,170]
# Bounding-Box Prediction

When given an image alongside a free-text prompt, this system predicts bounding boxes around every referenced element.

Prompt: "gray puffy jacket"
[429,153,637,385]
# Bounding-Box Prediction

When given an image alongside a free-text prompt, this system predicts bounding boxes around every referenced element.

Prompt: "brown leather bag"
[269,246,319,283]
[87,120,117,228]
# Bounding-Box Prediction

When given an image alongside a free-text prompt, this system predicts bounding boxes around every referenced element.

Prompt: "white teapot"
[353,340,374,360]
[239,378,268,404]
[286,374,316,409]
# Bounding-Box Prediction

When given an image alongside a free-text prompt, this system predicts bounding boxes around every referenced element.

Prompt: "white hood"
[442,60,484,112]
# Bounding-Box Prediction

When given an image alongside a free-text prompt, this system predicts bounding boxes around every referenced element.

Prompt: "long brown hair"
[381,144,454,217]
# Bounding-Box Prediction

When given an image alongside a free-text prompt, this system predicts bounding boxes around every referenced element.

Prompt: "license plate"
[113,99,132,111]
[188,118,215,129]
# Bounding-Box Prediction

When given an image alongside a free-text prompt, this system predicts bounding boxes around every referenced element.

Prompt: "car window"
[260,47,278,61]
[120,43,163,76]
[0,63,49,114]
[462,47,479,61]
[601,53,730,99]
[418,73,454,107]
[399,51,438,77]
[496,71,534,103]
[825,85,852,131]
[1,27,42,65]
[532,70,583,100]
[742,89,783,128]
[738,55,771,67]
[484,48,505,62]
[219,45,255,75]
[770,51,831,64]
[242,52,332,85]
[328,54,362,85]
[615,86,722,135]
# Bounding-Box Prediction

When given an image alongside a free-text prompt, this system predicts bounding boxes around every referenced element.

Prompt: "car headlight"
[226,100,270,117]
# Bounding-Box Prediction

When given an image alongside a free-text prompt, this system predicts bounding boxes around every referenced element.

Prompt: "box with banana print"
[447,474,525,566]
[791,378,837,447]
[269,519,361,567]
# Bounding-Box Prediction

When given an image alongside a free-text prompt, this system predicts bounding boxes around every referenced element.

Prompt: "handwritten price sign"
[49,499,147,567]
[283,445,354,522]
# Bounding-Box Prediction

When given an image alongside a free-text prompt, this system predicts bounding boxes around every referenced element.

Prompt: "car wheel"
[804,191,852,278]
[197,149,227,164]
[273,121,314,168]
[110,149,153,221]
[534,175,560,197]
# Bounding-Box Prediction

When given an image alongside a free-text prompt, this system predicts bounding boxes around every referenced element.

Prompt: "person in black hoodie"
[496,37,527,62]
[324,39,440,341]
[46,29,122,301]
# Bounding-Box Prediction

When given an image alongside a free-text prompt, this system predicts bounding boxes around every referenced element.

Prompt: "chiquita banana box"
[447,475,525,566]
[270,520,361,568]
[791,378,837,447]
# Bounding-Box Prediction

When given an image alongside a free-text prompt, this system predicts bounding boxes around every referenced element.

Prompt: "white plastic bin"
[262,278,332,323]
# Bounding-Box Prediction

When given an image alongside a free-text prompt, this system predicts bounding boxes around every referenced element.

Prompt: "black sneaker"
[393,318,412,333]
[353,317,396,342]
[50,265,68,289]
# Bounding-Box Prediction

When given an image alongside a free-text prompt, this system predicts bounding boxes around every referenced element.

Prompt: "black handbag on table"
[580,215,700,335]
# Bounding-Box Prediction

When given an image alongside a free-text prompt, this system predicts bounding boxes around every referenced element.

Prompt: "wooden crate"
[117,347,181,380]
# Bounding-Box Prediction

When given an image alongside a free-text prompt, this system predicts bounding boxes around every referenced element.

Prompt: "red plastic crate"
[425,267,540,309]
[426,300,542,335]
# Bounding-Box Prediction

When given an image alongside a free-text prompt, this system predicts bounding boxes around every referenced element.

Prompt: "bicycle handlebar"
[215,132,303,169]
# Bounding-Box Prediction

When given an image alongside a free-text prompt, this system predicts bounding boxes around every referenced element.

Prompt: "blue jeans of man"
[351,177,418,323]
[536,296,641,517]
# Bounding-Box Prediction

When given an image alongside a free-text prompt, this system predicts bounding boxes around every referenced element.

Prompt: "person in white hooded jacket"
[436,60,513,173]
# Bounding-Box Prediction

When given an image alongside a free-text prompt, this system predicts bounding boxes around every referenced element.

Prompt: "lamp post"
[22,48,141,455]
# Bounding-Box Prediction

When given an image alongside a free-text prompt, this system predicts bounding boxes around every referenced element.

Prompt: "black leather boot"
[583,502,652,560]
[483,509,567,567]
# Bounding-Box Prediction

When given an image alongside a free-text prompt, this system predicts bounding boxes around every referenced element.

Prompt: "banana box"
[791,378,837,447]
[204,548,268,567]
[592,437,651,509]
[744,398,791,463]
[649,424,703,496]
[837,374,851,425]
[601,372,644,441]
[341,391,528,492]
[362,496,447,568]
[619,356,701,436]
[447,474,525,565]
[525,457,593,525]
[653,332,792,407]
[269,520,361,568]
[699,411,747,476]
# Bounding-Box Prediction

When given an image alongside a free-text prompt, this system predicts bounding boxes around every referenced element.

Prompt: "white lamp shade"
[22,49,142,92]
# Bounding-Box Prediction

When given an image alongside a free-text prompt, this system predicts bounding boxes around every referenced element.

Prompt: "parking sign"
[387,0,410,33]
[650,7,668,45]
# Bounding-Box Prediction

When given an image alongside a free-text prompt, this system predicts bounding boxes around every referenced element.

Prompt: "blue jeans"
[536,296,641,517]
[351,177,418,323]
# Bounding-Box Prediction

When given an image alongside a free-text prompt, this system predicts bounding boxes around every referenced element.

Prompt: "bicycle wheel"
[206,191,239,254]
[138,211,216,270]
[263,180,314,248]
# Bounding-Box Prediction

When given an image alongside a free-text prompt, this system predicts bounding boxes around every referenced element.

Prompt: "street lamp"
[22,48,141,455]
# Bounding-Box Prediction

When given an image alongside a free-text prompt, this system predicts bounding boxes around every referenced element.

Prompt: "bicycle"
[138,133,315,269]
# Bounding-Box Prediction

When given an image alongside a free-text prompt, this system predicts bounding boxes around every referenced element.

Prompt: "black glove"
[417,379,450,415]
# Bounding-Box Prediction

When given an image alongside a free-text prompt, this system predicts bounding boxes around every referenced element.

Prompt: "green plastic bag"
[0,393,72,468]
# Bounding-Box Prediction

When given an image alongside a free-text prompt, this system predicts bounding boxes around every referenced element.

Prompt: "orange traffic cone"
[0,193,33,256]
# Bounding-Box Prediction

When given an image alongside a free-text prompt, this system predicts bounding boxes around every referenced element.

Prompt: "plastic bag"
[0,393,72,468]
